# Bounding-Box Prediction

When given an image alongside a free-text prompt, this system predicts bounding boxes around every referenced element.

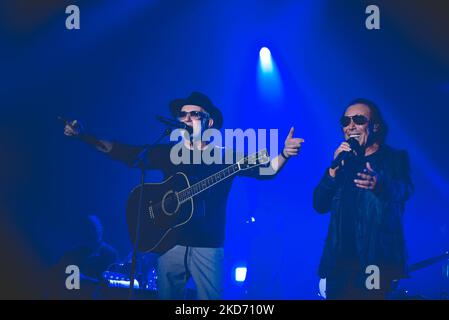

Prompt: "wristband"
[281,149,290,160]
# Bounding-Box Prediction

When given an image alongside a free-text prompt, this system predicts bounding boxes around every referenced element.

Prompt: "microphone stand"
[128,127,172,300]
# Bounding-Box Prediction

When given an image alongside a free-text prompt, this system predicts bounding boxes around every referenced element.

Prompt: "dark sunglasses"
[340,114,369,127]
[177,110,209,120]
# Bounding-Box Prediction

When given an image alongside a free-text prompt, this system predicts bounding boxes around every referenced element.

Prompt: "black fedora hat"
[169,92,223,129]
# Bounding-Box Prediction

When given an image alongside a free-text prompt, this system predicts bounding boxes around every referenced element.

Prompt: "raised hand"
[283,127,304,158]
[329,141,352,178]
[61,117,84,137]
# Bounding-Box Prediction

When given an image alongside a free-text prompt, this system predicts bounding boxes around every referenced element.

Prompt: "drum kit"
[100,252,159,299]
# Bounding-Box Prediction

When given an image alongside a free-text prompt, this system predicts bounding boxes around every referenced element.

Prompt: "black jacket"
[313,145,413,279]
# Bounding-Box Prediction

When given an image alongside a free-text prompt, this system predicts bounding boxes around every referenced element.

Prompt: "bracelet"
[281,149,290,160]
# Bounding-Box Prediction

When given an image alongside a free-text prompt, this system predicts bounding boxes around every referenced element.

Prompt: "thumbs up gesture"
[283,127,304,158]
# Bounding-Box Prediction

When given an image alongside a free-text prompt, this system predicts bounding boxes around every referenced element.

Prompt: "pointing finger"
[287,126,294,139]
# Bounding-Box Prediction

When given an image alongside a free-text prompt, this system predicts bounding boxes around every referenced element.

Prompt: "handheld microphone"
[330,137,360,169]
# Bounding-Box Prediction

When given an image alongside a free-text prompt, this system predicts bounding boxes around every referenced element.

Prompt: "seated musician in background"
[50,215,118,299]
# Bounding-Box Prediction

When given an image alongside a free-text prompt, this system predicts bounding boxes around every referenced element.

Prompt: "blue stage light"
[235,267,247,282]
[259,47,273,72]
[257,46,283,102]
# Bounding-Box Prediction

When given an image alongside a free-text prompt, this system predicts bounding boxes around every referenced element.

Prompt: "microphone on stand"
[155,115,193,133]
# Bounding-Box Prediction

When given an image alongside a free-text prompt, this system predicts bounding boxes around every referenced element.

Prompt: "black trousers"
[326,267,392,300]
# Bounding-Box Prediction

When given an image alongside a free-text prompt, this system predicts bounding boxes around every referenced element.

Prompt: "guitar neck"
[408,251,449,273]
[178,163,240,203]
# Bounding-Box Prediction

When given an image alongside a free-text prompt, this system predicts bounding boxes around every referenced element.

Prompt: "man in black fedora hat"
[169,91,223,130]
[63,91,304,299]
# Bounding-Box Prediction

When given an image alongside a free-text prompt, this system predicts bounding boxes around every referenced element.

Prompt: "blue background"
[1,0,448,299]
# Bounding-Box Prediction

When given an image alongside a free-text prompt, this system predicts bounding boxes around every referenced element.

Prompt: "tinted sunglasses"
[177,111,209,120]
[340,114,369,127]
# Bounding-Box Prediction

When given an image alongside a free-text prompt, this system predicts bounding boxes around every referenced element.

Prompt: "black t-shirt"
[336,151,380,268]
[108,142,274,248]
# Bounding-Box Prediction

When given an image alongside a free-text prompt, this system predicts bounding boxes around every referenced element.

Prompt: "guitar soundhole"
[161,191,179,216]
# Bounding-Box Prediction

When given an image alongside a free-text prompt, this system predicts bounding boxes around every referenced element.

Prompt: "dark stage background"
[1,0,448,299]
